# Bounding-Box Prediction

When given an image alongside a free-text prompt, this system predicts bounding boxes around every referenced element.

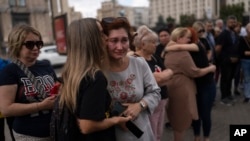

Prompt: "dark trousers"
[192,81,216,137]
[7,117,15,141]
[0,118,15,141]
[0,118,4,141]
[234,63,241,89]
[220,61,238,99]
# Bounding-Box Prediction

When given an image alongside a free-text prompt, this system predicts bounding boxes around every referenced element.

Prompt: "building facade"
[149,0,220,27]
[149,0,250,27]
[51,0,82,25]
[96,1,149,28]
[0,0,54,51]
[0,0,81,55]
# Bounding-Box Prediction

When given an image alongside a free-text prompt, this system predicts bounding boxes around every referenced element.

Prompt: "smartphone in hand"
[111,101,126,117]
[111,101,144,138]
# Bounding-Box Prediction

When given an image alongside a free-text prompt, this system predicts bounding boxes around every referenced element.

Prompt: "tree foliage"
[155,15,167,27]
[154,15,176,32]
[220,3,244,22]
[166,16,175,24]
[179,14,196,27]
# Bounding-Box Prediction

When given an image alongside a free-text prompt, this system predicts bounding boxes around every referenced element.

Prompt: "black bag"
[50,97,79,141]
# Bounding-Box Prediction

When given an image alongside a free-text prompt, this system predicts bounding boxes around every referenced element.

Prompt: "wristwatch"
[139,101,146,110]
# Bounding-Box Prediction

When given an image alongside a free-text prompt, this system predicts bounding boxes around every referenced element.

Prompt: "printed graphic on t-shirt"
[20,75,55,97]
[108,74,136,103]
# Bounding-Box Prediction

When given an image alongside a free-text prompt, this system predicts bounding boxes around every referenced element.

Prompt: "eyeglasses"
[198,29,205,33]
[22,41,44,50]
[101,17,128,25]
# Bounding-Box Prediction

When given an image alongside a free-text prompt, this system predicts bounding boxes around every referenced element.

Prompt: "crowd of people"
[0,14,249,141]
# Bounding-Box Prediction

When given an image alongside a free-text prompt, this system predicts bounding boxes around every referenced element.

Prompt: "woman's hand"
[38,95,56,110]
[115,116,132,131]
[78,115,131,134]
[122,102,142,120]
[208,64,216,73]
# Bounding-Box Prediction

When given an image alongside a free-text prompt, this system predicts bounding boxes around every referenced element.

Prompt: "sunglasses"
[101,17,128,24]
[198,29,205,33]
[22,41,44,50]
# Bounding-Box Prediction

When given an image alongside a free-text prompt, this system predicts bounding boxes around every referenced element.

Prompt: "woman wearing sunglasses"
[191,22,217,141]
[101,17,161,141]
[0,24,58,141]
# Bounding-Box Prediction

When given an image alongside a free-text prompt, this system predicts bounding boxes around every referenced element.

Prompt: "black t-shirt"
[145,55,168,99]
[216,29,239,62]
[0,60,57,137]
[155,43,165,61]
[190,39,214,86]
[75,71,115,141]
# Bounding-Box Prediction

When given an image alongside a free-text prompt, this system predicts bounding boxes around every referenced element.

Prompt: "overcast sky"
[68,0,149,17]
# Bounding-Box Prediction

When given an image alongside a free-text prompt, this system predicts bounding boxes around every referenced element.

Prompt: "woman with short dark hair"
[101,17,161,141]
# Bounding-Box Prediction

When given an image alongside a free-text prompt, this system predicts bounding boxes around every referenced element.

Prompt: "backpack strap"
[50,96,78,141]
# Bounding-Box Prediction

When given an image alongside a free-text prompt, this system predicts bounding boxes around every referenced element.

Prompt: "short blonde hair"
[7,24,42,59]
[192,21,205,33]
[170,27,190,42]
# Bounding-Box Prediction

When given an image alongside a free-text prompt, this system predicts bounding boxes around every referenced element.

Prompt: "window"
[9,0,26,7]
[9,0,16,6]
[19,0,26,6]
[12,13,30,26]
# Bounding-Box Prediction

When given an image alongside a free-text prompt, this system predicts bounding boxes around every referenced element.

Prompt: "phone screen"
[111,102,126,116]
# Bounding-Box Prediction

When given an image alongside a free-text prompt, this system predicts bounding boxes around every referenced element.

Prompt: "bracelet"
[139,101,146,110]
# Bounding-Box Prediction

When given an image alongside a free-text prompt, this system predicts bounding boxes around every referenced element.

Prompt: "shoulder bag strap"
[12,59,47,100]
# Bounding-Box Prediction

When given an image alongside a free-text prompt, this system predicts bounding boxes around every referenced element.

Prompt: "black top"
[155,43,165,61]
[216,29,240,63]
[135,54,168,99]
[0,60,57,137]
[190,39,214,87]
[238,36,250,60]
[75,71,115,141]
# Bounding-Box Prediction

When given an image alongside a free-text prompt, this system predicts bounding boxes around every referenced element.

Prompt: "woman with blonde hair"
[164,27,216,141]
[165,25,217,141]
[0,24,57,140]
[53,18,131,141]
